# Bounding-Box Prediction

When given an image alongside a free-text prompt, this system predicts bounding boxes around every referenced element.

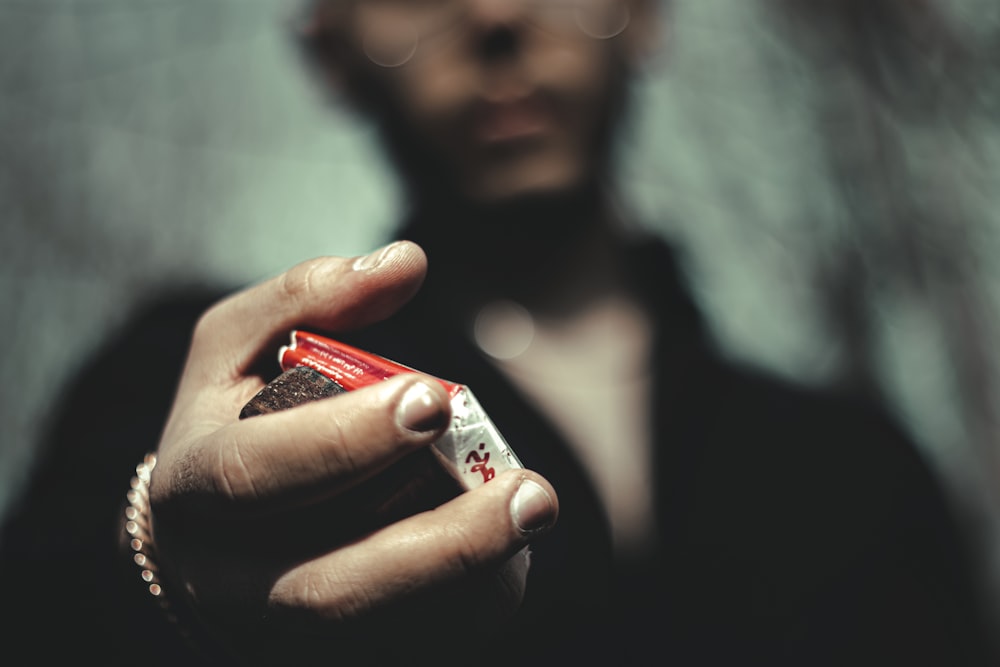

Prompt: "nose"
[463,0,529,62]
[464,0,529,29]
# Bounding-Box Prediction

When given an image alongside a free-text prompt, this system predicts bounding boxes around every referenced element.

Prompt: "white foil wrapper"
[433,386,524,490]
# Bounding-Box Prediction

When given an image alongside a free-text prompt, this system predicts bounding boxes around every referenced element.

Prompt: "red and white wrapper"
[278,330,523,491]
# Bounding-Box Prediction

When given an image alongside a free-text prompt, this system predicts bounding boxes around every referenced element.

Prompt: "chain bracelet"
[124,453,194,642]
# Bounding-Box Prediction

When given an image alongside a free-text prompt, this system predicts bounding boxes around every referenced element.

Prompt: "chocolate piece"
[239,366,345,419]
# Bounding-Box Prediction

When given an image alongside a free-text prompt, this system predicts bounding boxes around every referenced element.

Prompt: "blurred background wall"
[2,0,999,620]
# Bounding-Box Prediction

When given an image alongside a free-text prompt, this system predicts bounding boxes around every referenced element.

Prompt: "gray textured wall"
[1,0,399,505]
[3,0,999,613]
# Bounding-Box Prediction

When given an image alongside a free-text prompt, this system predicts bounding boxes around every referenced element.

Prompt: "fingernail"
[510,479,556,534]
[353,242,400,272]
[396,381,449,433]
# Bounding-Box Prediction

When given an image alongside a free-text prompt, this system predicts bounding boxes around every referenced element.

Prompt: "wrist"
[123,453,229,662]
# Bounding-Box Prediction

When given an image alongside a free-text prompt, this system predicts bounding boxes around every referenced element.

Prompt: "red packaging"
[278,330,523,490]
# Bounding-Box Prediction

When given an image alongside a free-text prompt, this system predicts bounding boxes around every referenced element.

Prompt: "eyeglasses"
[354,0,632,67]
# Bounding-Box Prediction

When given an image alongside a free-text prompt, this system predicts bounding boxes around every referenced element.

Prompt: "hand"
[145,241,559,663]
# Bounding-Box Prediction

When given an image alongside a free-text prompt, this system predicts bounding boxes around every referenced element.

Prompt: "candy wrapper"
[241,330,522,492]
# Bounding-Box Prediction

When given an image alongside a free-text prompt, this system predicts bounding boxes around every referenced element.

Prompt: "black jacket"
[2,237,995,666]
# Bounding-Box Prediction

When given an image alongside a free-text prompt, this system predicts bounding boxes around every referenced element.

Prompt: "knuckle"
[189,298,228,348]
[278,258,329,304]
[274,568,372,624]
[155,448,203,505]
[216,440,260,502]
[315,412,360,477]
[445,523,488,578]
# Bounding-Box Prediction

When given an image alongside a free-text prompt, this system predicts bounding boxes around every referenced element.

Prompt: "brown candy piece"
[239,366,345,419]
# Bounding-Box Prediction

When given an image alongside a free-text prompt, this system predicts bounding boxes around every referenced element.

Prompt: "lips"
[469,94,554,145]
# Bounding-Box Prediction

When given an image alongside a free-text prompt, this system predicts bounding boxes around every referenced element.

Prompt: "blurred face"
[321,0,651,204]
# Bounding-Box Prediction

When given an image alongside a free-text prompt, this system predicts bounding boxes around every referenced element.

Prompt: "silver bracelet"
[124,453,192,640]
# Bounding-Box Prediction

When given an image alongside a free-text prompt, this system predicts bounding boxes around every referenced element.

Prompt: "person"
[1,1,996,665]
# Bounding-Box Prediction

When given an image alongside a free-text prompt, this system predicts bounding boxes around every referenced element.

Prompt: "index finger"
[187,241,426,385]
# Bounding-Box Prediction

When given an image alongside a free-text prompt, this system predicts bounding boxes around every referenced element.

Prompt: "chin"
[464,156,587,205]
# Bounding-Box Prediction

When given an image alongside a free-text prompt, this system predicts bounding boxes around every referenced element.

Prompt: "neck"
[399,184,635,320]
